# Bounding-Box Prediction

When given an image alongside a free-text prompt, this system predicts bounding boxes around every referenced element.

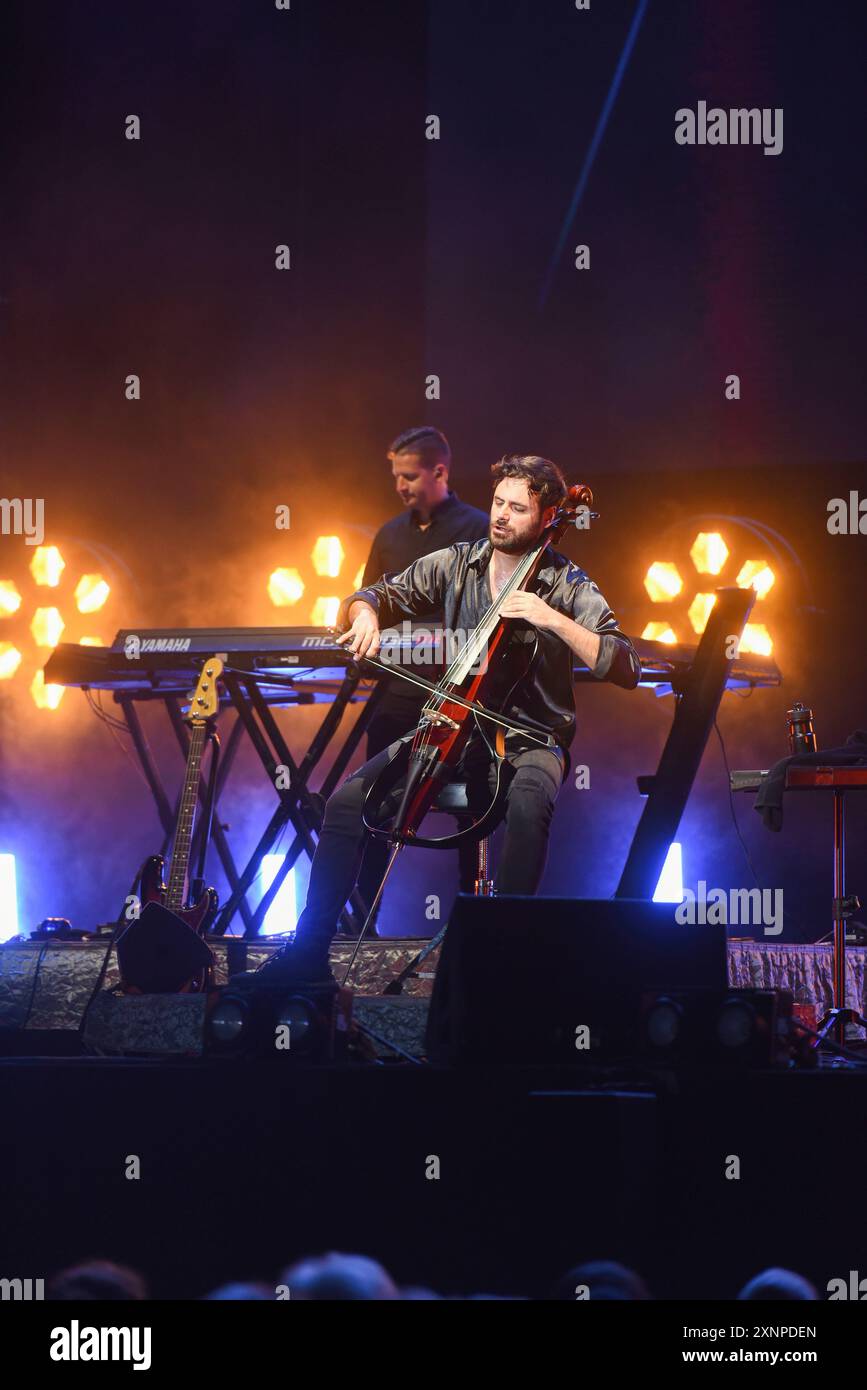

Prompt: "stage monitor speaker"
[425,896,727,1065]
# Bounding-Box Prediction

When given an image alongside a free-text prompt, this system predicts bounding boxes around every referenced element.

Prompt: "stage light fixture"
[640,513,804,666]
[689,531,728,575]
[0,643,23,679]
[205,972,351,1060]
[736,560,775,599]
[259,854,297,936]
[311,536,345,579]
[310,596,340,627]
[0,854,19,943]
[715,996,758,1051]
[3,540,122,697]
[268,567,305,606]
[641,621,677,644]
[653,842,683,903]
[29,545,65,587]
[687,592,716,635]
[30,669,65,710]
[644,562,683,602]
[274,995,320,1053]
[208,995,250,1048]
[643,996,684,1051]
[74,574,110,614]
[639,989,795,1068]
[0,581,22,615]
[266,539,369,629]
[30,606,65,647]
[738,623,773,657]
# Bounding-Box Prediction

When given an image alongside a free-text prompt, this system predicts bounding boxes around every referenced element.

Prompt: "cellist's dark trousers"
[295,737,564,961]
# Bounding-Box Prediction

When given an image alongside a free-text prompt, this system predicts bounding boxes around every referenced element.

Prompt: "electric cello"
[349,483,594,959]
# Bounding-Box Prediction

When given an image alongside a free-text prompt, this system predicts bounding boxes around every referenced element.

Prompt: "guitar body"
[122,855,217,994]
[139,854,218,934]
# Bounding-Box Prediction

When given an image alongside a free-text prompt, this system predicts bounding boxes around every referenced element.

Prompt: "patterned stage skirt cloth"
[0,939,865,1051]
[727,941,867,1039]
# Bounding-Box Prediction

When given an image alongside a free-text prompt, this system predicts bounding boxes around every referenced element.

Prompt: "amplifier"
[426,896,726,1065]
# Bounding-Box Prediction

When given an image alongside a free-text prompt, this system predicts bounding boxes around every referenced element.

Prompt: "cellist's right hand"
[336,601,381,659]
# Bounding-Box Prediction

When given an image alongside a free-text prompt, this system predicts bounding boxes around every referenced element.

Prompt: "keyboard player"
[355,427,489,926]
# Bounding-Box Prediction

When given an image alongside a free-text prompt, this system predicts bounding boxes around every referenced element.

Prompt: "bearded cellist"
[266,455,641,983]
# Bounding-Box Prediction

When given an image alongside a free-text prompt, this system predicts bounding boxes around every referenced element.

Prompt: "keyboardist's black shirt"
[362,491,489,589]
[361,491,489,718]
[341,538,641,752]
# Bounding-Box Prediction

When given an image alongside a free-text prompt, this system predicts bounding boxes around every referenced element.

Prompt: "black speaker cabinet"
[425,895,727,1064]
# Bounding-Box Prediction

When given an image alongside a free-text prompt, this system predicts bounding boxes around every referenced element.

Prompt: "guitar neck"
[165,721,207,912]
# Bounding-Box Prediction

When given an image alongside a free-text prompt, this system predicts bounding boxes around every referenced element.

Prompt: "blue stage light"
[259,854,297,937]
[0,854,20,942]
[653,842,683,904]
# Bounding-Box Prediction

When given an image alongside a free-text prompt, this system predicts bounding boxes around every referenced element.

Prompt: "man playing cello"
[272,455,640,981]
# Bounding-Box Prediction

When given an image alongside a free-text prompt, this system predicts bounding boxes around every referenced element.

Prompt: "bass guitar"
[118,658,222,993]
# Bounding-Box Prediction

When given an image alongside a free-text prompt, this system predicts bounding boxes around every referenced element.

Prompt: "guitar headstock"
[187,656,223,723]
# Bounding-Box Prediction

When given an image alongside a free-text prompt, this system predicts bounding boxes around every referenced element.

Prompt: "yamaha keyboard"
[44,624,782,697]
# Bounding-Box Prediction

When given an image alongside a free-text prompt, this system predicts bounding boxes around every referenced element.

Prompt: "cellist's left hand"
[499,591,562,631]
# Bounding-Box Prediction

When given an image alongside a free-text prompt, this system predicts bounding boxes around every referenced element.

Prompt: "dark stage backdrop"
[0,0,864,940]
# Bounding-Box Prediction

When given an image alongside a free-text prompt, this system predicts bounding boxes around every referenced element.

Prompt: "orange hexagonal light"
[29,545,65,587]
[641,621,678,645]
[687,592,717,635]
[74,573,110,614]
[311,536,344,579]
[0,581,22,616]
[268,567,305,606]
[738,624,773,657]
[30,607,65,647]
[0,642,23,679]
[736,560,775,599]
[689,532,728,576]
[644,562,683,602]
[311,596,340,627]
[30,669,65,709]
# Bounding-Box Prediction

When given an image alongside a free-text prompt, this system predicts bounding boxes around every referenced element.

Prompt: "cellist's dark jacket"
[338,537,641,753]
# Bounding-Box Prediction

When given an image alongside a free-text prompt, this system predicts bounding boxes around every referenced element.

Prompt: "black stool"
[431,779,495,897]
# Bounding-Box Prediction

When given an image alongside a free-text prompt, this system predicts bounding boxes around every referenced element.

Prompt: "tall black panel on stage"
[426,896,727,1065]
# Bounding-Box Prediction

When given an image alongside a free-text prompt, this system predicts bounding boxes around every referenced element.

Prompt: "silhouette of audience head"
[48,1260,148,1301]
[203,1282,272,1300]
[551,1260,651,1301]
[281,1251,398,1300]
[737,1267,817,1301]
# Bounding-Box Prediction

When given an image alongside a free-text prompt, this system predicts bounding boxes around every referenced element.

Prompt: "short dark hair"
[388,426,451,470]
[490,454,567,511]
